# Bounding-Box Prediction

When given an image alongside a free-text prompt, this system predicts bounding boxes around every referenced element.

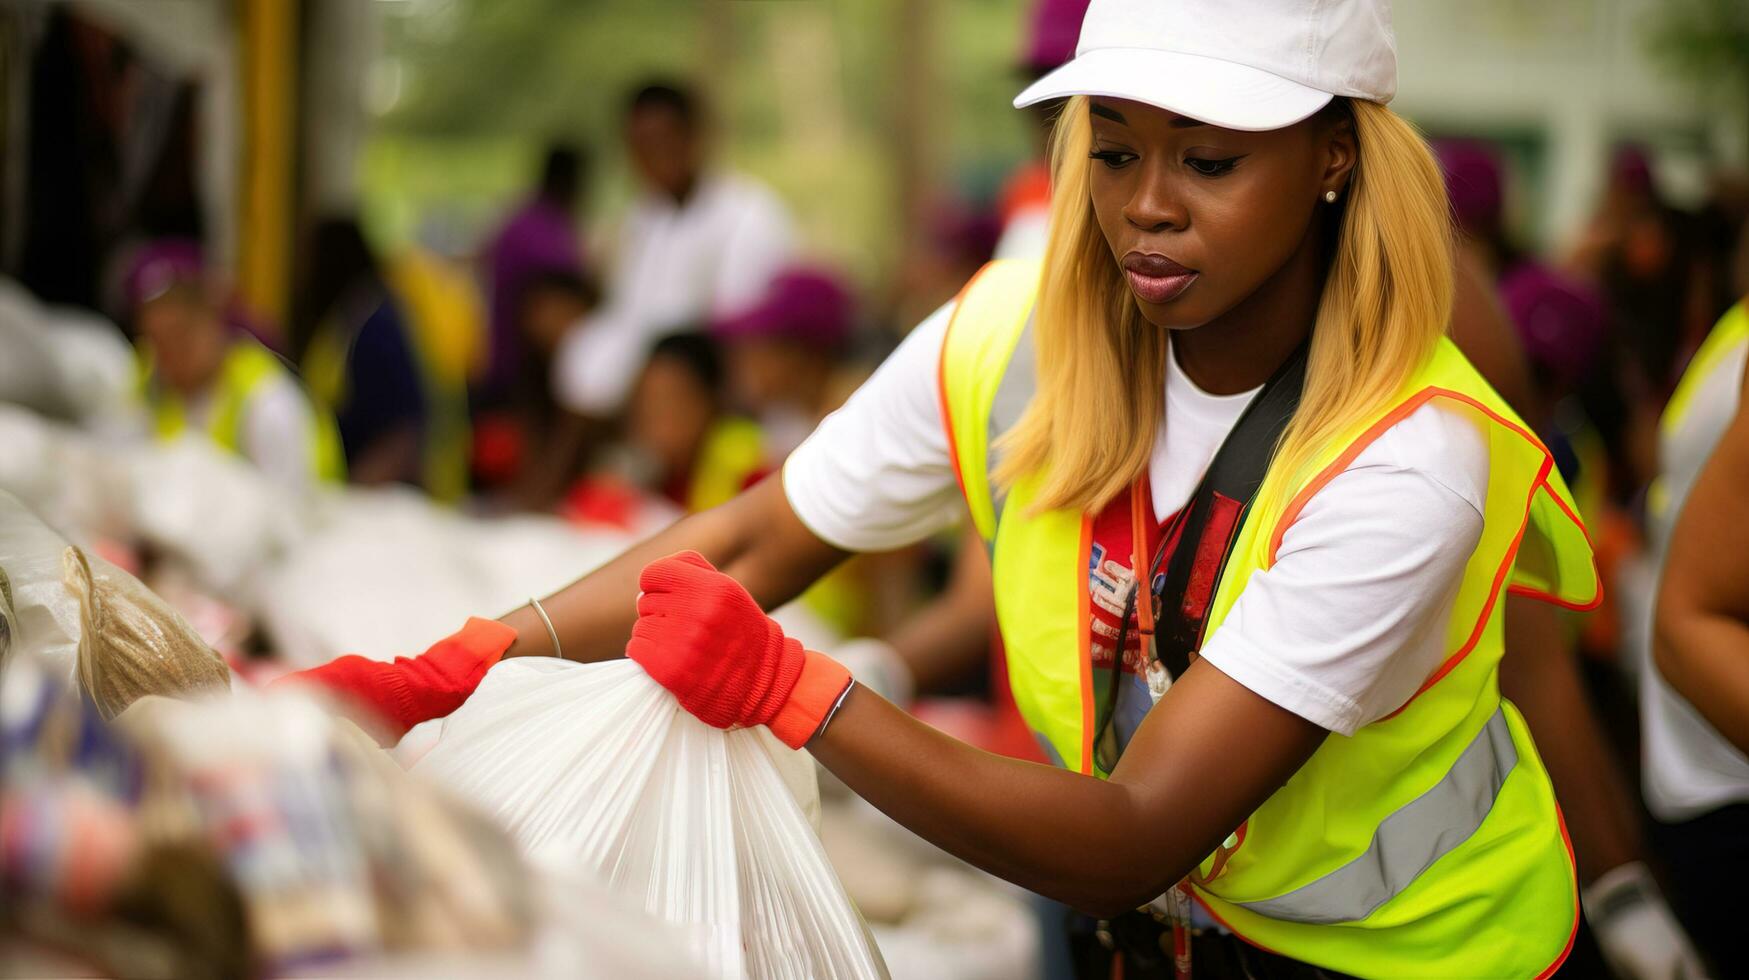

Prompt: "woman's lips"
[1122,252,1199,304]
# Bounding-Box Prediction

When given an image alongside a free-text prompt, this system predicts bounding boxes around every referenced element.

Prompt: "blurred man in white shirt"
[554,81,796,418]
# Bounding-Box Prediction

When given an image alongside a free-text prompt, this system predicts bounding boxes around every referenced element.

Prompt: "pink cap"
[1499,264,1608,388]
[1023,0,1093,74]
[713,268,854,352]
[1610,145,1655,196]
[124,239,205,309]
[1436,140,1504,238]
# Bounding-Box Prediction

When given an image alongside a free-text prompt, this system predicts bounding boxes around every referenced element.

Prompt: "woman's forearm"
[809,661,1323,916]
[1655,611,1749,755]
[810,685,1171,915]
[499,476,846,662]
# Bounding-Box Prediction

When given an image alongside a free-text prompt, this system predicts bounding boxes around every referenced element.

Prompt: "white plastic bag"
[0,278,137,426]
[0,491,85,680]
[0,406,135,541]
[128,436,310,596]
[413,658,886,980]
[256,491,631,668]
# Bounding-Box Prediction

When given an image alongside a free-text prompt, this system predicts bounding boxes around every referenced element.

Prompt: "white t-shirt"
[554,172,797,415]
[784,302,1490,736]
[1638,333,1749,822]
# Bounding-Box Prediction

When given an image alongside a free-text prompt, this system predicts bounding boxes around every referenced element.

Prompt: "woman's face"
[1087,99,1350,331]
[137,289,228,396]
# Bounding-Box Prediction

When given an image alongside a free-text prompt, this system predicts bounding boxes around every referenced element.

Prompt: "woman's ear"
[1321,114,1359,199]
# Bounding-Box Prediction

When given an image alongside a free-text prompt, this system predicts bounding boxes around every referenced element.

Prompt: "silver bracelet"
[811,680,858,744]
[527,596,562,659]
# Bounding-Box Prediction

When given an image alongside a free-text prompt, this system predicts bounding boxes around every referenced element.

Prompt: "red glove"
[628,551,852,749]
[270,617,517,743]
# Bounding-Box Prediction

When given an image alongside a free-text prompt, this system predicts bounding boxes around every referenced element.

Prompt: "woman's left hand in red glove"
[628,551,853,749]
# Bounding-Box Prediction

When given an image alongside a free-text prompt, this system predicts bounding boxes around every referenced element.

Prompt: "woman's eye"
[1185,156,1241,177]
[1089,149,1136,169]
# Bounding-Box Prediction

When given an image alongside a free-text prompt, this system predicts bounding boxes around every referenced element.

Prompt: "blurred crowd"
[70,69,1015,648]
[6,0,1749,977]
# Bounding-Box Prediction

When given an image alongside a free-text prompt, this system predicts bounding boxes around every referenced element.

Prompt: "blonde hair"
[995,97,1453,516]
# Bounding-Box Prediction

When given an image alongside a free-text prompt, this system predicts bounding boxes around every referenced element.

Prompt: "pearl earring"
[1324,190,1338,203]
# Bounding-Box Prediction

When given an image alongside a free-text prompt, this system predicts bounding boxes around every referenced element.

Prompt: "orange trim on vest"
[1533,805,1582,980]
[1268,387,1553,561]
[1192,820,1248,886]
[1076,515,1096,776]
[1129,481,1157,637]
[1261,385,1601,717]
[1190,804,1578,979]
[1381,453,1551,720]
[1505,474,1605,612]
[1188,888,1288,961]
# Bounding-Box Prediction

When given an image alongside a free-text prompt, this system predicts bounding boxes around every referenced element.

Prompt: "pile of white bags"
[0,278,138,428]
[0,406,136,543]
[256,492,634,668]
[125,435,314,596]
[414,657,888,980]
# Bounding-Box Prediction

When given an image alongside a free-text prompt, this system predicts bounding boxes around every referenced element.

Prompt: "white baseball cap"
[1014,0,1397,132]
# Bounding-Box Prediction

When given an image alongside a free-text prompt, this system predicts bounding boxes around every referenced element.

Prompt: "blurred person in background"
[1693,171,1749,322]
[474,270,602,510]
[713,267,919,640]
[1568,146,1714,398]
[282,2,1615,974]
[379,243,487,505]
[993,0,1091,263]
[129,239,344,493]
[295,217,428,488]
[617,331,770,514]
[1645,297,1749,978]
[478,144,589,410]
[1444,140,1647,502]
[715,267,857,459]
[891,203,1005,342]
[1442,141,1628,573]
[551,80,797,421]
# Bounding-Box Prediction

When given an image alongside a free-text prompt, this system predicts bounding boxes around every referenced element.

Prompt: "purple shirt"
[484,198,582,392]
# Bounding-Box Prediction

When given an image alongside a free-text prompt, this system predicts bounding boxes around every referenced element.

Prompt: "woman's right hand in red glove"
[628,551,852,749]
[269,617,518,744]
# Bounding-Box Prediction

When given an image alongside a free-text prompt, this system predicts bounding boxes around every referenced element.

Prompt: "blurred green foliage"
[361,0,1034,292]
[1644,0,1749,150]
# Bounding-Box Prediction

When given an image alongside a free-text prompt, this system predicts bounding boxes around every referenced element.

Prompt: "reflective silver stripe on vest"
[1235,707,1519,925]
[985,313,1037,535]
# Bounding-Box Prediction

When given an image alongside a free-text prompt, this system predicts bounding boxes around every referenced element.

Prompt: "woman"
[281,2,1597,975]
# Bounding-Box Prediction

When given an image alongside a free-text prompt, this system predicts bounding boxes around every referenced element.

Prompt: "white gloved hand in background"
[1582,861,1708,980]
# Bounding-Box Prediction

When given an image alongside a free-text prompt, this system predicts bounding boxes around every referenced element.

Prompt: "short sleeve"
[782,302,963,552]
[1195,404,1490,735]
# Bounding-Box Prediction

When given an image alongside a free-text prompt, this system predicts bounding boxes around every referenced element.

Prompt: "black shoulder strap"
[1152,343,1308,680]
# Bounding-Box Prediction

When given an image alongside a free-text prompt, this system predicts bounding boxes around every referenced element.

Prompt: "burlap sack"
[63,547,230,720]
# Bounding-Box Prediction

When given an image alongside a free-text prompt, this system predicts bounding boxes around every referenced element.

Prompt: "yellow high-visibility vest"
[686,416,767,513]
[940,259,1599,978]
[143,339,344,483]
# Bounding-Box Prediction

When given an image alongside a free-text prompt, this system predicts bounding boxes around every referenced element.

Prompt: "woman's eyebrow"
[1089,102,1126,124]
